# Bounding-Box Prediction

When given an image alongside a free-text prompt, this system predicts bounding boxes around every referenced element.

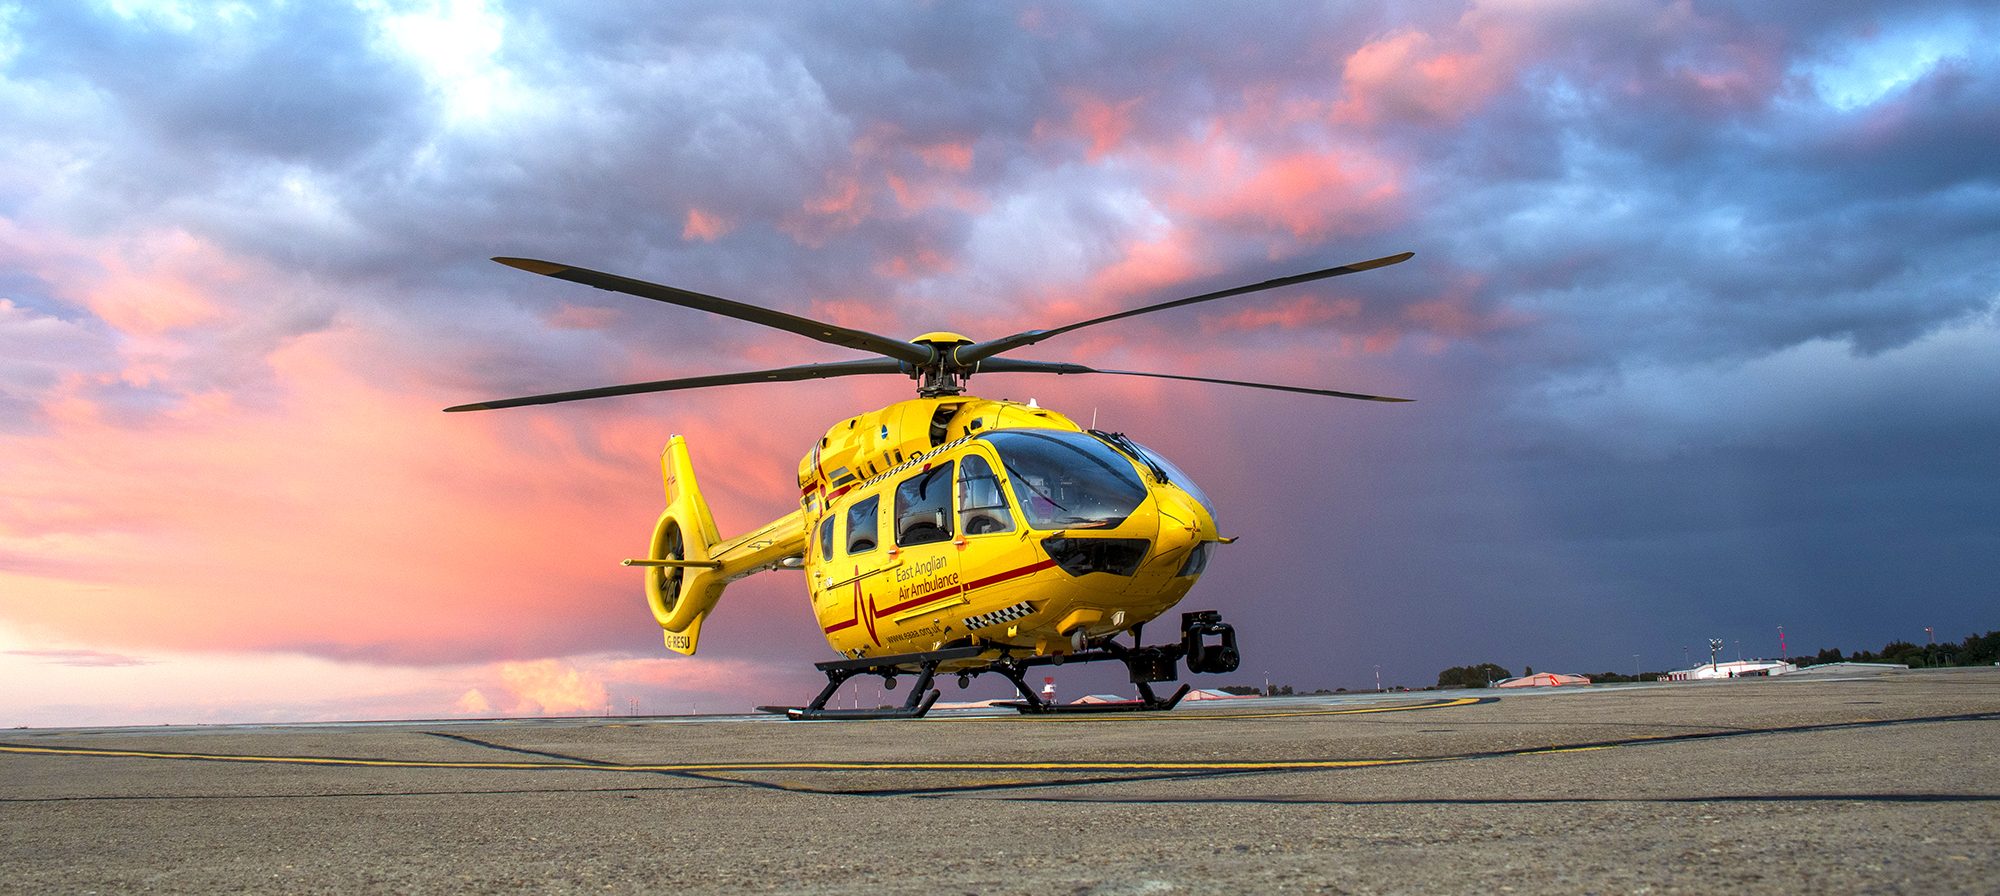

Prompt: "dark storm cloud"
[1393,8,2000,373]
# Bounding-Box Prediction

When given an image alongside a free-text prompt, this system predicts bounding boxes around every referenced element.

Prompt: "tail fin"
[639,436,805,655]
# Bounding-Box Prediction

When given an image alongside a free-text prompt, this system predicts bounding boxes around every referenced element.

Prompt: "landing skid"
[757,646,984,720]
[759,610,1238,720]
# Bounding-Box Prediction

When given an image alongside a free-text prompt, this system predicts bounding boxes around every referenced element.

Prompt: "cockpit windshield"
[1124,439,1215,519]
[978,430,1149,530]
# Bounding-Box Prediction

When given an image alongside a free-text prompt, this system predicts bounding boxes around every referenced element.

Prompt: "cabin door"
[868,462,963,652]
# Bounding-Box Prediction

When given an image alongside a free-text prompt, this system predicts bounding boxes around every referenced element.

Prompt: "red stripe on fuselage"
[817,558,1058,636]
[961,558,1057,593]
[872,585,958,618]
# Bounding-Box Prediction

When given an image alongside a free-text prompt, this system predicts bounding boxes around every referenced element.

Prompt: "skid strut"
[994,611,1237,714]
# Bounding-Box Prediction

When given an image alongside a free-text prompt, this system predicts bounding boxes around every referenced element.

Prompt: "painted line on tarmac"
[1176,695,1490,720]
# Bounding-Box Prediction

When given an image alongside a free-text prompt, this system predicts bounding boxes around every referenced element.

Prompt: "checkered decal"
[963,601,1036,631]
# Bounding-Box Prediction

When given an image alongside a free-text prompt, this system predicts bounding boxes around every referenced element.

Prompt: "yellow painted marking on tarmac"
[1522,745,1616,755]
[1201,696,1485,720]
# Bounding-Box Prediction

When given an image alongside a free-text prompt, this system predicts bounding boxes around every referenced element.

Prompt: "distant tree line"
[1219,684,1295,696]
[1435,663,1513,688]
[1789,629,1999,669]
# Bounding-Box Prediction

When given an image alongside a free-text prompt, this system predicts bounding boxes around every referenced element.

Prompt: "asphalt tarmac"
[4,666,1996,894]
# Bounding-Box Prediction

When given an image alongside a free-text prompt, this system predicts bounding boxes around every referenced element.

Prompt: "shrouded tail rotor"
[626,436,807,654]
[637,437,725,654]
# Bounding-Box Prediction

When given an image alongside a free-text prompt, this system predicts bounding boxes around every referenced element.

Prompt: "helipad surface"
[4,667,1996,894]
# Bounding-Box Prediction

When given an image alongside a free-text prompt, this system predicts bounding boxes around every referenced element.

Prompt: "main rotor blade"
[955,251,1413,365]
[977,358,1411,402]
[443,358,906,412]
[494,257,934,366]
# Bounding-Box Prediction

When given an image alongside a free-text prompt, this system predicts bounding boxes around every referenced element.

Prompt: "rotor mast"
[908,331,973,397]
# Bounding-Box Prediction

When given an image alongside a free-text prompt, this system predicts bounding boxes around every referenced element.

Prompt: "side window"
[957,453,1014,535]
[817,516,835,562]
[894,466,954,547]
[845,496,879,554]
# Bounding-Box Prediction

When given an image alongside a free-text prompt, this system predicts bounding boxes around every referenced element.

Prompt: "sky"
[3,1,1997,727]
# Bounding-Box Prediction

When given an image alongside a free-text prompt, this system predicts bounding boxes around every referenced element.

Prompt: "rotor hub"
[910,332,975,397]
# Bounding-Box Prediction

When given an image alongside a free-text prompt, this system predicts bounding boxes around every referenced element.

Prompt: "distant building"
[1495,672,1591,688]
[1661,659,1797,681]
[1182,688,1252,701]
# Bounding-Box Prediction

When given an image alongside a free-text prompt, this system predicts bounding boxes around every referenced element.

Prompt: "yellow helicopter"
[447,250,1413,718]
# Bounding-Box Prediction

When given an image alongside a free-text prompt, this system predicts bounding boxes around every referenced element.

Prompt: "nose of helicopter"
[1125,485,1214,593]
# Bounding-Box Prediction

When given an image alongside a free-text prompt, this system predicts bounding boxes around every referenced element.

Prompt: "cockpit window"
[817,515,835,562]
[978,430,1148,530]
[957,453,1014,535]
[845,496,879,554]
[894,466,953,547]
[1125,439,1215,520]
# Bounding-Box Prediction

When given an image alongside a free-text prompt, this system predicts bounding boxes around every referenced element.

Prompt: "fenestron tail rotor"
[447,251,1415,411]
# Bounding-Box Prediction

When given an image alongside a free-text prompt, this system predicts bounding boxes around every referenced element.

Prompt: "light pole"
[1778,625,1786,660]
[1708,639,1724,668]
[1374,664,1382,693]
[1264,670,1271,697]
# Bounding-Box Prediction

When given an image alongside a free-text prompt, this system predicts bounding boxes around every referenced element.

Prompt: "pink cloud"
[1333,20,1526,126]
[1082,227,1206,307]
[1171,148,1404,240]
[1072,92,1145,160]
[1330,4,1786,127]
[0,318,672,662]
[1201,295,1364,334]
[872,243,956,279]
[682,207,734,242]
[6,648,153,667]
[543,303,620,330]
[1030,90,1152,162]
[493,658,608,715]
[914,140,975,173]
[798,174,869,224]
[883,171,985,215]
[78,230,232,336]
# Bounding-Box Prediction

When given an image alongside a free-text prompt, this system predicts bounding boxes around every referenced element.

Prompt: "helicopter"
[447,250,1413,718]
